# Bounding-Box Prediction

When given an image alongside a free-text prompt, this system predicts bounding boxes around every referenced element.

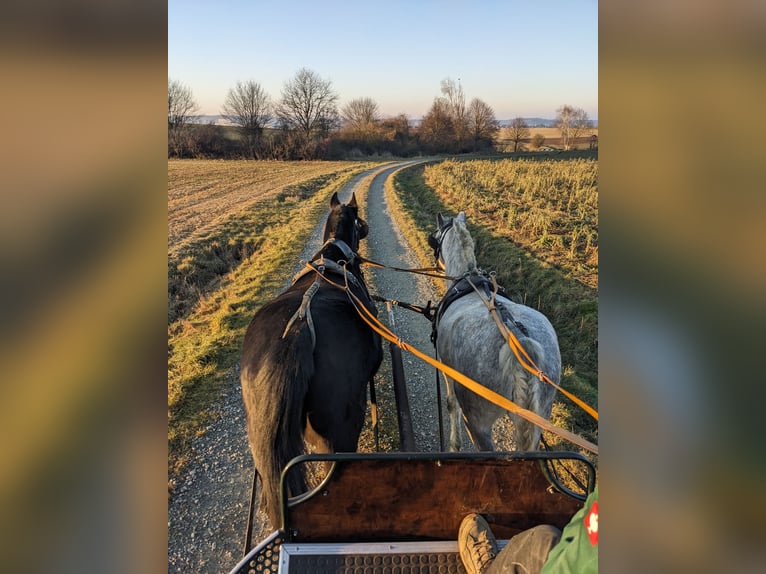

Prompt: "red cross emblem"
[584,501,598,546]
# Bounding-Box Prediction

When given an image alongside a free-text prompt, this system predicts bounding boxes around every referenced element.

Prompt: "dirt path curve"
[167,160,473,574]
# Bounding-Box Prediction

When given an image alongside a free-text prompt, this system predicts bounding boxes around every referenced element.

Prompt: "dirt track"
[167,160,467,573]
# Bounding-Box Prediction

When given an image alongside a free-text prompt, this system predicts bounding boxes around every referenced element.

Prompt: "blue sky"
[168,0,597,121]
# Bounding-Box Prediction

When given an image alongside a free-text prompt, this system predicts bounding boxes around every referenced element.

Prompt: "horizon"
[187,113,599,125]
[169,0,597,121]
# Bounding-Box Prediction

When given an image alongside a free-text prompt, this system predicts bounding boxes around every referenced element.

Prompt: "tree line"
[168,68,594,160]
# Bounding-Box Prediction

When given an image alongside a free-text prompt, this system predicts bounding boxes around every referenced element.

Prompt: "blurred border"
[0,1,167,572]
[1,1,765,573]
[601,1,766,572]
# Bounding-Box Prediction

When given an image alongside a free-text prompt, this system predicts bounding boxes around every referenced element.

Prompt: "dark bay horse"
[240,192,382,527]
[429,212,561,452]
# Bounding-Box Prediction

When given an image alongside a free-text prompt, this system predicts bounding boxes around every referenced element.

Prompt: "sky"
[168,0,597,121]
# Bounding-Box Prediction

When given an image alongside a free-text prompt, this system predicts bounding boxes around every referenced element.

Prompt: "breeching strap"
[281,280,320,346]
[309,263,599,455]
[467,276,599,422]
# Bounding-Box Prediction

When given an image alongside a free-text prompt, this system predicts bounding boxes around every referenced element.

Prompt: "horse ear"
[457,211,467,223]
[437,213,445,228]
[348,192,358,208]
[330,192,340,207]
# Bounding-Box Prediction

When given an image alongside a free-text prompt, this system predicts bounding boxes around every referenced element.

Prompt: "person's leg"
[485,525,562,574]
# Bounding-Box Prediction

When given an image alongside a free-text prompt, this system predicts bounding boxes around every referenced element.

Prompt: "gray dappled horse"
[428,212,560,452]
[240,192,382,528]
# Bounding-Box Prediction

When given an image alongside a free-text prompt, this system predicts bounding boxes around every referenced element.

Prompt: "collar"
[311,238,357,265]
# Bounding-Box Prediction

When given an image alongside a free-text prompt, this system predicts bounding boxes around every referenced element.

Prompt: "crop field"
[496,127,598,151]
[168,160,378,323]
[169,160,368,254]
[167,159,378,488]
[385,151,598,451]
[424,155,598,288]
[498,127,599,140]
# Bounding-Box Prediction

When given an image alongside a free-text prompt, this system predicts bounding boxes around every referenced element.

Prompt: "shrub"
[530,133,546,150]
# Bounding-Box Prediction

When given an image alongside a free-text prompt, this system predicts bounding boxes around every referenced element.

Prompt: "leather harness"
[431,271,529,346]
[282,239,375,345]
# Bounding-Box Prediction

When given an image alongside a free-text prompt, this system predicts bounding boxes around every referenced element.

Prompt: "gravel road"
[168,160,473,574]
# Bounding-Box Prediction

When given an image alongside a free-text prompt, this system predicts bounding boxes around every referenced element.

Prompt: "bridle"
[427,217,454,267]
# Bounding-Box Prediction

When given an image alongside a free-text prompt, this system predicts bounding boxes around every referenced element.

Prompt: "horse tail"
[499,337,547,451]
[243,322,314,528]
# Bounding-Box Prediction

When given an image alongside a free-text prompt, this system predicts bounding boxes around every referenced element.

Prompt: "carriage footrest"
[278,540,509,573]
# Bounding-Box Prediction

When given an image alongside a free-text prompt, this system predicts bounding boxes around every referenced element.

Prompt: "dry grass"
[168,159,367,255]
[168,161,377,323]
[423,154,598,289]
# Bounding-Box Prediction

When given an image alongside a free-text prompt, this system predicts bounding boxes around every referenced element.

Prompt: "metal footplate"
[230,531,284,574]
[281,540,465,573]
[234,537,512,574]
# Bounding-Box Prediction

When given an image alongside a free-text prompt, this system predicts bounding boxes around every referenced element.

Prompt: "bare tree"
[168,78,199,156]
[507,117,530,152]
[441,78,469,149]
[341,97,380,139]
[168,78,198,130]
[221,80,272,159]
[276,68,339,156]
[419,98,455,152]
[467,98,500,151]
[380,113,410,143]
[555,105,592,150]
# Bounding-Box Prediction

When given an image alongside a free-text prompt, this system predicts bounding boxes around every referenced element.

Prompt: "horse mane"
[447,218,478,272]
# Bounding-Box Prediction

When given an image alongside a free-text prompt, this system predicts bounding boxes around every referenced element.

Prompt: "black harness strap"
[371,293,434,320]
[289,242,378,327]
[243,466,258,556]
[431,272,528,346]
[282,280,320,345]
[310,238,357,266]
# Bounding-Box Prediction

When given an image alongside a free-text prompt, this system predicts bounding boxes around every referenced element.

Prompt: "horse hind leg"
[296,417,335,490]
[304,416,333,454]
[446,375,495,451]
[444,375,463,452]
